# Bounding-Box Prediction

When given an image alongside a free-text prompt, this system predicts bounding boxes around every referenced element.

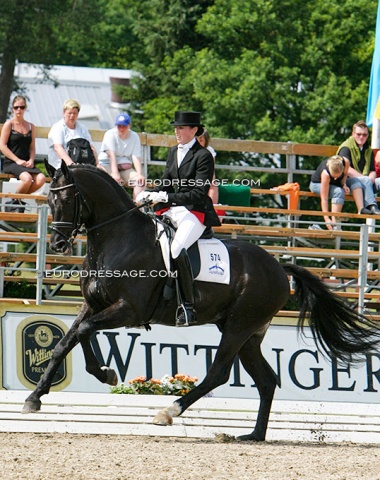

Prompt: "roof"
[12,63,138,156]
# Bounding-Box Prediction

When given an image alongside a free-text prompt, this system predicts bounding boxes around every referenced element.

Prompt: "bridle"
[49,182,86,248]
[49,177,151,248]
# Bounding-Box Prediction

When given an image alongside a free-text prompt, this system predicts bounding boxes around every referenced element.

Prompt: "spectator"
[48,98,98,169]
[337,120,380,214]
[310,155,370,230]
[196,129,218,204]
[136,111,220,327]
[0,95,46,212]
[98,113,145,199]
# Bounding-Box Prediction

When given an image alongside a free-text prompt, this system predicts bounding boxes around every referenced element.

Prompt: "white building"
[11,63,138,157]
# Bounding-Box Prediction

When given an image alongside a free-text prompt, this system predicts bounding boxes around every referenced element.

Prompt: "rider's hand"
[136,191,151,203]
[149,191,168,203]
[136,191,168,204]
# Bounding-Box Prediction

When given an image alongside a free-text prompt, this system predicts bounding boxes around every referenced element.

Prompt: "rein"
[50,178,152,244]
[86,203,147,233]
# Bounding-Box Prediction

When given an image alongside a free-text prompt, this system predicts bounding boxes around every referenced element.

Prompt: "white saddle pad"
[193,238,230,284]
[157,224,230,285]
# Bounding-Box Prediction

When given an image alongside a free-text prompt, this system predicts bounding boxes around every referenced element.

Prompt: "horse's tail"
[282,263,380,362]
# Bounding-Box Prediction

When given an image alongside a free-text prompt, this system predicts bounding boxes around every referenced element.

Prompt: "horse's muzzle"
[50,237,72,255]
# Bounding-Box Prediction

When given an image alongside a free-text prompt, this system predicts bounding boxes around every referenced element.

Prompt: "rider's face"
[174,125,198,145]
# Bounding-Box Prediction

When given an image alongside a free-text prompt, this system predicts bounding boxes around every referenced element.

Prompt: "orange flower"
[129,376,146,384]
[174,373,198,383]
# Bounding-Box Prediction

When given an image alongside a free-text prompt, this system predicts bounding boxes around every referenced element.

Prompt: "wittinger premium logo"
[16,315,72,390]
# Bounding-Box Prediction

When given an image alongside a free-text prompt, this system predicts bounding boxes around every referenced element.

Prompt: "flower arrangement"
[110,373,198,396]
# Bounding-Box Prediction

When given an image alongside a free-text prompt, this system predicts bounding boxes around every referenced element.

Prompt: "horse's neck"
[77,172,135,228]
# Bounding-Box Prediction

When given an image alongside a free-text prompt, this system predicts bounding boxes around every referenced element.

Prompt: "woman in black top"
[0,95,45,211]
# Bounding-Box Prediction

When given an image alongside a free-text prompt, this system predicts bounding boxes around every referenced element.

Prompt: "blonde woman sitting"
[309,155,369,230]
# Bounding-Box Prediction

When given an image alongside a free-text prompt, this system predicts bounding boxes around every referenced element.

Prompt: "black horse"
[22,162,380,441]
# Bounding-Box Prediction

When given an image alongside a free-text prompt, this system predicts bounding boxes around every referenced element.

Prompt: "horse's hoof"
[152,409,173,426]
[101,366,118,386]
[237,433,264,442]
[22,399,41,414]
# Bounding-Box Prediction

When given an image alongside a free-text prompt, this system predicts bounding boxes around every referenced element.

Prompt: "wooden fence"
[0,125,379,317]
[1,124,338,183]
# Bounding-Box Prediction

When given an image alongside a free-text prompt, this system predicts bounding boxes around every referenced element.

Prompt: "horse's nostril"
[51,239,68,252]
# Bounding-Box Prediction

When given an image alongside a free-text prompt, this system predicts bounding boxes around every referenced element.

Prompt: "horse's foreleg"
[153,332,241,426]
[76,300,131,385]
[236,334,277,442]
[22,324,79,413]
[22,303,91,413]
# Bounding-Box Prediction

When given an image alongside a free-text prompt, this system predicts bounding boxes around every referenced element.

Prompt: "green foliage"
[124,0,378,149]
[1,0,378,152]
[4,279,37,299]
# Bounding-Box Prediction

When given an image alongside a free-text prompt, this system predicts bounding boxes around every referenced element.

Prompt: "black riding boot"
[174,248,196,327]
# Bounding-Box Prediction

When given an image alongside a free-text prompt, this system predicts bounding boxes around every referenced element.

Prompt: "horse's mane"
[69,164,135,207]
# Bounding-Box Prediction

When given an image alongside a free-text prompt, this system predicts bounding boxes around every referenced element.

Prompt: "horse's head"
[46,160,139,254]
[46,161,84,254]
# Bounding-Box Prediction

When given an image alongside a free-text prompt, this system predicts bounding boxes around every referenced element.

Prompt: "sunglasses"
[13,105,26,110]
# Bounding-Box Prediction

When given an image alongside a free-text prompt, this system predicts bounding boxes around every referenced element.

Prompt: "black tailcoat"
[154,140,221,227]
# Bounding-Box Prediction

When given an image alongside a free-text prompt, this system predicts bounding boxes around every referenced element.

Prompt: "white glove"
[136,191,168,204]
[136,191,152,203]
[148,191,168,204]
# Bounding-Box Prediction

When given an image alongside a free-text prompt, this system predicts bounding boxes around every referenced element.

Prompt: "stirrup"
[176,303,196,327]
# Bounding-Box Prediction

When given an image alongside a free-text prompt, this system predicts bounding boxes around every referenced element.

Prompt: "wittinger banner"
[1,310,380,404]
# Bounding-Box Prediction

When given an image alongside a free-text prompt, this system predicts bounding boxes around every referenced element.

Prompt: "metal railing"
[0,126,378,313]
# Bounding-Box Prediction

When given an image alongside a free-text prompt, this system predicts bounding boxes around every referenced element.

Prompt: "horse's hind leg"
[153,332,241,425]
[236,335,278,442]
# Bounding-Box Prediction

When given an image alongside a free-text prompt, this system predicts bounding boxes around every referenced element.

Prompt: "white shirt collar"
[178,138,196,151]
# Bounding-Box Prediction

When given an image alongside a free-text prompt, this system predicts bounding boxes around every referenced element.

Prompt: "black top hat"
[170,111,204,127]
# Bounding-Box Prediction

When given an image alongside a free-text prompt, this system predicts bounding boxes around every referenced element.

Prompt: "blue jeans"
[309,182,345,204]
[347,176,376,207]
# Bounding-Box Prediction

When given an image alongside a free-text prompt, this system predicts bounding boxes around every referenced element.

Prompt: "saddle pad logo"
[208,252,225,276]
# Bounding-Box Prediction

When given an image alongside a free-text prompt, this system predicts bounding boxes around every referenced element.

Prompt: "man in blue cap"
[98,112,145,199]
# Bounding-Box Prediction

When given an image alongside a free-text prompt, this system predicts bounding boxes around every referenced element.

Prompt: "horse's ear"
[60,160,72,180]
[45,159,56,179]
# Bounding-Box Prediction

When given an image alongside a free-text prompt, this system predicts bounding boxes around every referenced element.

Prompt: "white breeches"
[163,206,206,259]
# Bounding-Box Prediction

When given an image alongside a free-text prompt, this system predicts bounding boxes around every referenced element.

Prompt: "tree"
[52,0,140,68]
[125,0,377,148]
[1,0,378,160]
[0,0,108,121]
[0,0,66,120]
